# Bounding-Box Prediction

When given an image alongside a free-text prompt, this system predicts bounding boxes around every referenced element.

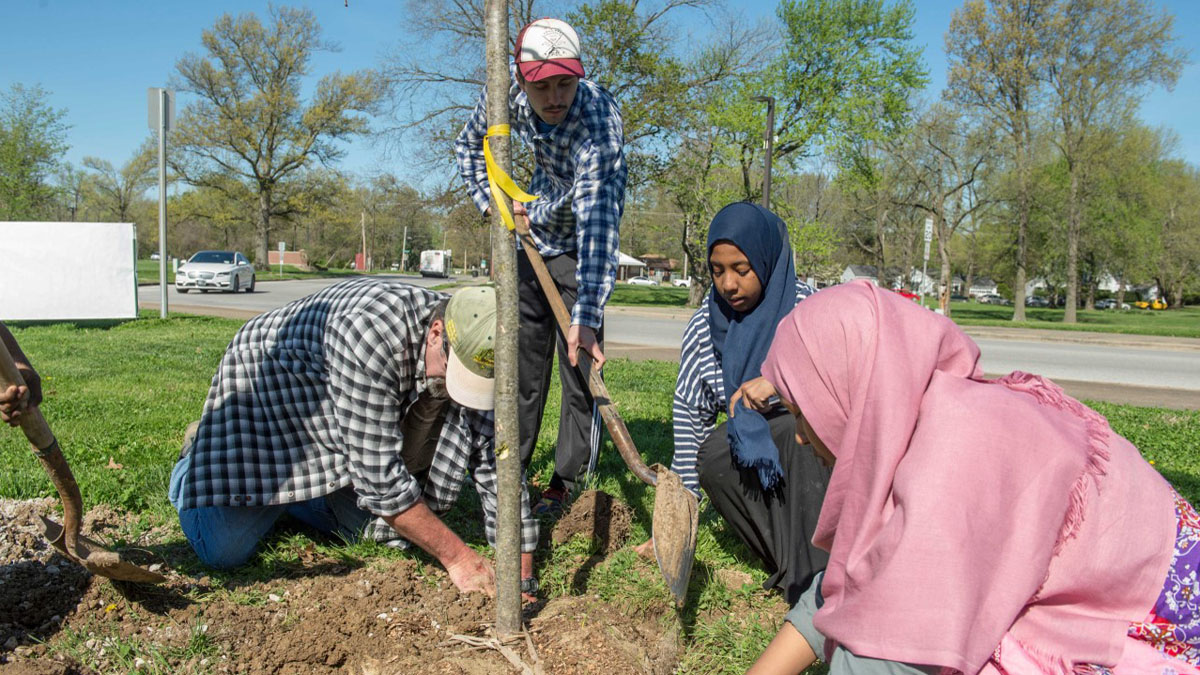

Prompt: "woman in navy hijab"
[641,202,830,604]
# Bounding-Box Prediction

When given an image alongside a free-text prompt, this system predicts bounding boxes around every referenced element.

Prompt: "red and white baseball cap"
[513,18,585,82]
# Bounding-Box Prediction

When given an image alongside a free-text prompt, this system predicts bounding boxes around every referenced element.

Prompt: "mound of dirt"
[1,497,683,674]
[551,490,633,554]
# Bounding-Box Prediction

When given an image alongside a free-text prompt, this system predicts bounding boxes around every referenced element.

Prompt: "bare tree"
[171,6,380,268]
[83,139,156,223]
[892,104,995,315]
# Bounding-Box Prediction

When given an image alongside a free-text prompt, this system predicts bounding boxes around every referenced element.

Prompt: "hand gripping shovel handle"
[0,339,85,555]
[513,226,657,488]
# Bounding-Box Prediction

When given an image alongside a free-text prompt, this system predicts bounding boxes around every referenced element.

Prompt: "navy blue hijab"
[706,202,797,490]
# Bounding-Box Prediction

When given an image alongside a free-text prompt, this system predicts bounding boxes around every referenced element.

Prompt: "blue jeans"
[169,452,372,569]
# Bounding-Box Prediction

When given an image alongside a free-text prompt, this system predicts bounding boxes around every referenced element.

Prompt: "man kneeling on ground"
[169,278,536,596]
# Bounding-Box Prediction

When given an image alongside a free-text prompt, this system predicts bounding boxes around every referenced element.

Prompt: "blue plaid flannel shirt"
[454,63,627,329]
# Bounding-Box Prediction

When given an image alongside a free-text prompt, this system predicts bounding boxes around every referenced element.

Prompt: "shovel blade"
[40,516,166,584]
[651,467,699,607]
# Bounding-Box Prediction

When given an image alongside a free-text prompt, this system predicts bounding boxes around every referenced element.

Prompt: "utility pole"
[485,0,522,636]
[400,225,408,273]
[148,87,173,318]
[360,211,367,271]
[753,95,775,210]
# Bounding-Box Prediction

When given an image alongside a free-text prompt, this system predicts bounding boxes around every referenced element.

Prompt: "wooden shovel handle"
[0,337,84,549]
[513,225,657,487]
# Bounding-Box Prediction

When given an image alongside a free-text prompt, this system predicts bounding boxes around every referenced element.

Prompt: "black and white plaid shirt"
[176,277,537,552]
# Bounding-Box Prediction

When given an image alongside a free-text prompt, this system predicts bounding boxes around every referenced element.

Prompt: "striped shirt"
[670,281,817,495]
[176,277,538,552]
[454,63,627,329]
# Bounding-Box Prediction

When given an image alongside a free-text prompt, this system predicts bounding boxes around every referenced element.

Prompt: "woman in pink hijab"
[748,281,1200,675]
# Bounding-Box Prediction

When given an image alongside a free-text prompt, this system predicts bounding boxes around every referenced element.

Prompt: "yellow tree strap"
[484,124,538,231]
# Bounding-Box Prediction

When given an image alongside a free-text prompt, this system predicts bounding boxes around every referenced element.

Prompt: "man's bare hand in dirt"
[445,548,496,597]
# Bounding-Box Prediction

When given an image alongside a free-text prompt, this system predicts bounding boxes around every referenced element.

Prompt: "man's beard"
[425,376,450,401]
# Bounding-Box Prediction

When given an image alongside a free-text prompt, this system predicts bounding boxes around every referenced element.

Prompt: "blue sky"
[3,0,1196,185]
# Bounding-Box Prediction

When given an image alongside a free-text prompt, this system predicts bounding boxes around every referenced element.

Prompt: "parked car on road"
[1095,298,1131,310]
[176,250,255,294]
[627,276,657,286]
[671,277,691,288]
[892,288,920,302]
[949,294,969,302]
[1134,298,1167,310]
[979,293,1011,306]
[1025,295,1050,307]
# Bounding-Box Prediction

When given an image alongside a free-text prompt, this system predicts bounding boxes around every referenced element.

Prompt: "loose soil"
[0,497,683,674]
[551,490,634,554]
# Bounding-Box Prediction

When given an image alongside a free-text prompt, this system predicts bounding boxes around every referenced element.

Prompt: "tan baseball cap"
[444,287,497,410]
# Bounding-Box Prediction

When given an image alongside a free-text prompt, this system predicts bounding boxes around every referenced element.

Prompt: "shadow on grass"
[5,318,137,331]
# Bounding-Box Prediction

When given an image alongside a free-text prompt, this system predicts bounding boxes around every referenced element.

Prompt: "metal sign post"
[920,216,933,310]
[278,241,285,278]
[148,88,174,318]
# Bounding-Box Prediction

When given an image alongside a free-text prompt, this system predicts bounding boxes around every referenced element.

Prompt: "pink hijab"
[761,281,1175,674]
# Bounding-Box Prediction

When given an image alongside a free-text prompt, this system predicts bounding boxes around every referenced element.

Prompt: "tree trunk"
[1012,126,1029,321]
[256,190,272,270]
[937,217,951,317]
[484,0,522,637]
[1064,164,1080,323]
[1116,277,1126,308]
[1172,282,1184,309]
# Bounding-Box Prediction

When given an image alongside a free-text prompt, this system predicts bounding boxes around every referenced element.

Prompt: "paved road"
[139,274,451,316]
[141,279,1200,409]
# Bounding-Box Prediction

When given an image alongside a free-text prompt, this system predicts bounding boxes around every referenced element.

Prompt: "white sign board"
[924,217,934,243]
[0,222,138,320]
[147,88,175,131]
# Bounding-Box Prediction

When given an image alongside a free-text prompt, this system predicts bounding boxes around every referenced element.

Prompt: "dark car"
[949,294,969,302]
[1025,295,1050,307]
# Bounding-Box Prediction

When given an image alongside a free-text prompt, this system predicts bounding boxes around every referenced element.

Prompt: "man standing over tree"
[454,18,627,517]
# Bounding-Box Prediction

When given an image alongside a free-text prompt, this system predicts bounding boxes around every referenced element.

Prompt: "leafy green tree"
[716,0,926,202]
[1043,0,1185,322]
[1150,161,1200,308]
[171,6,379,268]
[946,0,1055,320]
[83,138,156,223]
[0,83,69,220]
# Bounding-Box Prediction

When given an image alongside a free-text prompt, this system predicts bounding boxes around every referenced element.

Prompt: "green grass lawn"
[939,301,1200,338]
[609,283,691,307]
[2,316,1198,671]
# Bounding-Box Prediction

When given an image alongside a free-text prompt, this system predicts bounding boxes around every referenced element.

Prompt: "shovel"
[0,340,166,584]
[512,223,698,606]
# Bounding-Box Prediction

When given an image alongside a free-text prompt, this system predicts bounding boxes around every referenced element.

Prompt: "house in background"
[968,277,999,298]
[840,265,879,285]
[637,254,678,283]
[616,251,647,280]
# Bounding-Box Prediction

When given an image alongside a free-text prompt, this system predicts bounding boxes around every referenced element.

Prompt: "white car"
[176,250,256,293]
[671,277,691,288]
[627,275,657,286]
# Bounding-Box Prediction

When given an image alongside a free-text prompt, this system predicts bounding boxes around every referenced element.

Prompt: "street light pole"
[752,95,775,210]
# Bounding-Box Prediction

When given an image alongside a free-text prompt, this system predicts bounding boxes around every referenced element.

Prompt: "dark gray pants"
[517,248,602,494]
[698,409,831,604]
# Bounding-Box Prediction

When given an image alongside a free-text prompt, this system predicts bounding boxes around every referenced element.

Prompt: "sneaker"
[533,487,568,518]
